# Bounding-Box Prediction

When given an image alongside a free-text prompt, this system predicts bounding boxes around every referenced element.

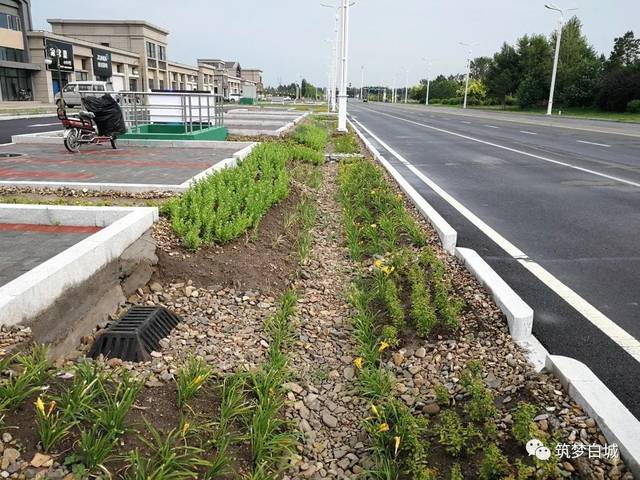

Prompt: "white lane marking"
[520,130,538,135]
[28,122,60,128]
[484,124,500,129]
[351,115,640,363]
[577,140,611,148]
[358,106,640,189]
[461,120,472,124]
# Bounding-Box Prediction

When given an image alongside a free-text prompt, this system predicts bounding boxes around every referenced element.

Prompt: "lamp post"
[459,42,473,109]
[360,65,364,101]
[404,68,409,103]
[545,4,577,115]
[44,55,63,108]
[421,58,432,106]
[335,0,351,131]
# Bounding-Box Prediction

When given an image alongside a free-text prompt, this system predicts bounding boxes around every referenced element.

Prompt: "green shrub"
[450,464,464,480]
[437,410,481,457]
[627,99,640,113]
[512,402,539,445]
[408,265,437,337]
[293,123,328,152]
[166,143,290,249]
[434,384,451,406]
[286,142,324,165]
[479,444,510,480]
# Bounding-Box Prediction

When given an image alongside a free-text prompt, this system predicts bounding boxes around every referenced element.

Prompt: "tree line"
[409,22,640,113]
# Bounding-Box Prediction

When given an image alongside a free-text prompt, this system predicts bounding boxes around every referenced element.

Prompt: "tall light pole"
[360,65,364,100]
[459,42,473,109]
[421,58,432,106]
[545,4,577,115]
[321,3,342,112]
[404,68,409,103]
[336,0,351,132]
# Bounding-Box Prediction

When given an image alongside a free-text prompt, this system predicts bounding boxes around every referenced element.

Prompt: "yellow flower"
[181,422,190,437]
[373,259,383,269]
[370,224,377,229]
[354,357,364,369]
[47,400,56,416]
[370,190,376,195]
[193,375,204,386]
[35,397,45,416]
[378,422,390,433]
[378,341,390,353]
[370,404,380,418]
[394,436,401,456]
[380,265,395,274]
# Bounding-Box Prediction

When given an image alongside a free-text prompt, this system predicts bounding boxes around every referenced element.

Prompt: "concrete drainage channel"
[0,204,158,358]
[348,116,640,476]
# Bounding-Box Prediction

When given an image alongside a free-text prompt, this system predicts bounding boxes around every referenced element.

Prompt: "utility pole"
[545,4,576,115]
[460,42,472,109]
[337,0,350,131]
[360,65,364,100]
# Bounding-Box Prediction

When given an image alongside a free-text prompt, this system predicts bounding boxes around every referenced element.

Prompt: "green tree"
[470,56,493,84]
[515,34,552,108]
[607,31,640,70]
[553,17,602,106]
[486,43,520,106]
[428,75,461,100]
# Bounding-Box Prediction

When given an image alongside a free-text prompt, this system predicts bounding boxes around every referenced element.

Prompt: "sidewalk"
[0,101,57,118]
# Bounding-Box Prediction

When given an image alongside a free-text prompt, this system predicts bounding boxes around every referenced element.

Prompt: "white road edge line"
[484,124,500,129]
[359,105,640,188]
[577,140,611,148]
[350,114,640,363]
[520,130,537,135]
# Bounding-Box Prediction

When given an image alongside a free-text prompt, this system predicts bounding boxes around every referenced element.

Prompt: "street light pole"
[545,4,576,115]
[360,65,364,101]
[460,42,472,109]
[404,68,409,103]
[337,0,350,132]
[421,58,431,106]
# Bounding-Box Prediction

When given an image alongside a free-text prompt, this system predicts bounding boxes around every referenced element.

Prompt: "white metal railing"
[77,90,224,134]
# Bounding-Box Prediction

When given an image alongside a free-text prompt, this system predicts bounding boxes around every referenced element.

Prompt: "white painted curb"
[348,113,640,475]
[455,247,533,341]
[0,205,158,326]
[547,355,640,476]
[347,117,457,253]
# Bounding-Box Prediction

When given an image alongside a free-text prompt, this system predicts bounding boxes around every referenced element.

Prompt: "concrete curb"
[348,113,640,476]
[455,247,533,341]
[0,205,158,327]
[547,355,640,476]
[0,113,57,121]
[347,117,457,253]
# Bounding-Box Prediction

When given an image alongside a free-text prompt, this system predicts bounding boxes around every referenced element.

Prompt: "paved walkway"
[0,143,240,185]
[0,223,100,286]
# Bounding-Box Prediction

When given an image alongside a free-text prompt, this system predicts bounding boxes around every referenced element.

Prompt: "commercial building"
[0,0,39,101]
[1,9,264,104]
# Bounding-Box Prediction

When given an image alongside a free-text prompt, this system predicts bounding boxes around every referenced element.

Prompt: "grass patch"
[333,130,360,154]
[292,122,328,152]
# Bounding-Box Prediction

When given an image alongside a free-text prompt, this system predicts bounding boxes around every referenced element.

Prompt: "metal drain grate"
[89,306,181,362]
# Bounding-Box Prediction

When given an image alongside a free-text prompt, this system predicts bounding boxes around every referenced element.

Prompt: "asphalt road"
[0,116,62,144]
[349,101,640,419]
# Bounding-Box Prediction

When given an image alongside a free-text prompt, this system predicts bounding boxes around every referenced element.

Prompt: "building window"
[0,13,21,31]
[149,79,155,90]
[158,46,166,61]
[101,42,110,47]
[76,71,88,81]
[159,79,164,90]
[129,78,138,90]
[0,67,30,101]
[146,41,156,59]
[0,47,24,62]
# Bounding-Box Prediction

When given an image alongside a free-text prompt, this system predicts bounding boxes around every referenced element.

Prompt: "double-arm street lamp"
[545,3,577,115]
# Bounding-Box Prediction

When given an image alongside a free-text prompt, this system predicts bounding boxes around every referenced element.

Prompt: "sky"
[31,0,640,88]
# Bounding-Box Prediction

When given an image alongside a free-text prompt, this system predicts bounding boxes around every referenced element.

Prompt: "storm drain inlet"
[89,306,181,362]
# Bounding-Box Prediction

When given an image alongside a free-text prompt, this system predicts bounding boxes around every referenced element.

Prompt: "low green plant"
[434,384,451,406]
[380,325,399,348]
[334,131,360,154]
[125,421,209,480]
[67,428,118,476]
[53,360,102,421]
[34,396,77,452]
[479,444,510,480]
[408,265,437,336]
[94,369,142,436]
[376,273,405,329]
[451,463,464,480]
[286,142,325,165]
[292,123,328,152]
[464,378,498,424]
[0,345,49,412]
[176,357,213,409]
[358,366,394,400]
[512,402,538,445]
[437,410,481,457]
